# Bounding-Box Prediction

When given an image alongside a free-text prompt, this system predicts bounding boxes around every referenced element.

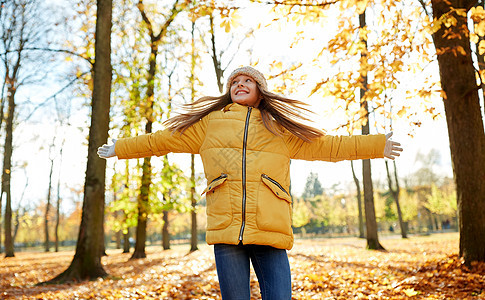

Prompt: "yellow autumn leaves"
[471,6,485,55]
[431,6,485,55]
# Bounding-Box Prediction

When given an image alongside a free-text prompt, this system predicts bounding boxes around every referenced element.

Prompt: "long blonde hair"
[163,85,325,142]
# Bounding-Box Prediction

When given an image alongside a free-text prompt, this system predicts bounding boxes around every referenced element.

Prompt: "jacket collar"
[223,102,260,114]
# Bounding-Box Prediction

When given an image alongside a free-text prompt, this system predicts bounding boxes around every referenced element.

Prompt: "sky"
[10,0,459,215]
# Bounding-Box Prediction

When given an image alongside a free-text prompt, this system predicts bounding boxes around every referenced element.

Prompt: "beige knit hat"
[226,66,268,92]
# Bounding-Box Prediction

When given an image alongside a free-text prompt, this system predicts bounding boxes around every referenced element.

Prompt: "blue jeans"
[214,243,292,300]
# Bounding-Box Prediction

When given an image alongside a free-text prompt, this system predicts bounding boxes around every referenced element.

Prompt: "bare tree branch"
[417,0,432,18]
[0,47,93,66]
[24,71,90,121]
[250,0,339,7]
[138,0,181,42]
[191,0,339,11]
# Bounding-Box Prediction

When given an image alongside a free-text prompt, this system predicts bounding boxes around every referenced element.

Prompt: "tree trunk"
[385,161,407,238]
[430,0,485,265]
[209,14,224,93]
[362,158,384,250]
[425,208,434,232]
[3,83,16,258]
[162,210,170,250]
[55,147,63,252]
[12,208,20,243]
[359,10,384,251]
[122,162,130,254]
[130,44,155,259]
[54,122,65,253]
[115,229,121,249]
[0,0,21,259]
[132,163,149,259]
[0,80,5,253]
[123,226,130,254]
[351,161,365,238]
[46,0,112,282]
[114,210,121,249]
[190,154,198,252]
[45,153,54,252]
[0,192,3,254]
[189,21,198,252]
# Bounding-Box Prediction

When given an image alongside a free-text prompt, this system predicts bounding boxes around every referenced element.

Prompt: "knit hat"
[226,66,268,92]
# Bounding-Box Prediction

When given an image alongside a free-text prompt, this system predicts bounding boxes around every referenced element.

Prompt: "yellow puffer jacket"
[115,103,386,250]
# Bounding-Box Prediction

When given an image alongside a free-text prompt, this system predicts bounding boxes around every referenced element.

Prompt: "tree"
[292,198,311,233]
[108,163,131,252]
[150,156,188,250]
[108,160,136,254]
[359,9,384,250]
[205,6,249,93]
[302,172,323,200]
[44,142,55,252]
[423,0,485,264]
[189,19,198,252]
[385,160,407,238]
[2,48,15,257]
[12,167,28,244]
[55,136,66,252]
[412,149,442,186]
[0,0,54,258]
[350,161,365,238]
[306,0,434,247]
[424,184,457,230]
[52,95,70,253]
[264,0,435,245]
[109,0,146,256]
[46,0,112,282]
[130,0,183,259]
[208,12,225,93]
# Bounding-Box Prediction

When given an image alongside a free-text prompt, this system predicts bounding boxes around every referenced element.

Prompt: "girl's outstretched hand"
[384,132,403,160]
[97,139,117,159]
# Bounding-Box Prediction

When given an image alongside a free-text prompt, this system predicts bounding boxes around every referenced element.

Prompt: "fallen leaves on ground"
[1,233,483,299]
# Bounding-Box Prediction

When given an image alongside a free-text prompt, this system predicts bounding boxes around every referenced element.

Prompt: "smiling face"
[230,74,262,107]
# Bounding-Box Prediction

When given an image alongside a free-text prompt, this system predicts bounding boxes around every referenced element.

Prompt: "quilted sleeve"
[285,133,386,162]
[115,116,209,159]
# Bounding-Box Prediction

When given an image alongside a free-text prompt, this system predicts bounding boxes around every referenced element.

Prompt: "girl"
[98,66,402,300]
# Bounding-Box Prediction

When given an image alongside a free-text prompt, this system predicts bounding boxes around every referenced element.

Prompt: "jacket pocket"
[202,174,232,230]
[257,174,292,234]
[261,174,291,203]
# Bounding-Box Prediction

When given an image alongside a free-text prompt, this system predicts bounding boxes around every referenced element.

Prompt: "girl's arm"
[109,116,209,159]
[285,133,393,162]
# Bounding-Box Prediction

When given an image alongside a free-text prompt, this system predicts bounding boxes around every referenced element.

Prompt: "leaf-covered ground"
[1,233,484,299]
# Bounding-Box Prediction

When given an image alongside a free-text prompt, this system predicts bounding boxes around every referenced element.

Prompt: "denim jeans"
[214,243,292,300]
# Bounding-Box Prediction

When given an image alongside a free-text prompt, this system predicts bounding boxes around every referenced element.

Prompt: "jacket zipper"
[262,174,289,196]
[239,106,252,241]
[209,173,227,185]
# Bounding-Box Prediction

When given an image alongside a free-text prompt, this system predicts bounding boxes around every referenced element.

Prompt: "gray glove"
[384,132,403,160]
[97,139,117,159]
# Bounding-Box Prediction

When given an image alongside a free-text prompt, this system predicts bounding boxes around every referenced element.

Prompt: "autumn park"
[1,0,485,299]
